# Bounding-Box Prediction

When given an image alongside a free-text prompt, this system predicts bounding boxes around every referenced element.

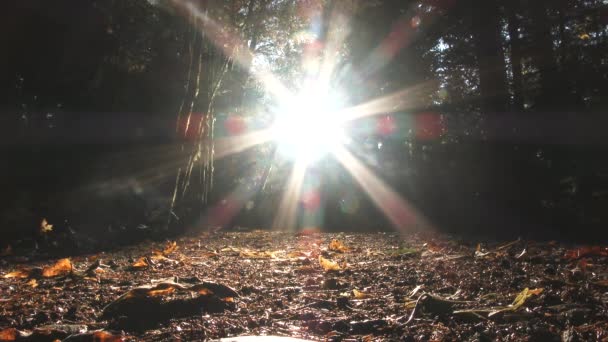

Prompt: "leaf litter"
[0,232,607,340]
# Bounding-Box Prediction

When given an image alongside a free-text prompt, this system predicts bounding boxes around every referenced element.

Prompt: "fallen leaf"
[162,241,178,255]
[42,258,72,277]
[0,328,17,341]
[3,269,30,279]
[27,279,38,288]
[63,330,124,342]
[40,218,54,233]
[240,250,278,259]
[353,289,370,299]
[580,33,590,40]
[489,287,544,317]
[328,239,350,253]
[564,246,608,260]
[131,257,149,269]
[319,255,341,271]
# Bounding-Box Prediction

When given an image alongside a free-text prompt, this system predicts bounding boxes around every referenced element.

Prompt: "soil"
[1,230,608,341]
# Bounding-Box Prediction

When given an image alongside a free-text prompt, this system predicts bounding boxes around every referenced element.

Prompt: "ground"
[1,231,608,341]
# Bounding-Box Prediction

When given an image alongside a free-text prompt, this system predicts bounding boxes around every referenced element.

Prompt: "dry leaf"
[319,255,341,271]
[0,328,17,341]
[27,279,38,288]
[63,330,123,342]
[3,269,30,279]
[131,257,149,269]
[511,287,543,310]
[42,258,72,277]
[329,239,350,253]
[40,218,53,233]
[353,289,370,299]
[150,251,169,261]
[162,241,178,255]
[240,250,278,259]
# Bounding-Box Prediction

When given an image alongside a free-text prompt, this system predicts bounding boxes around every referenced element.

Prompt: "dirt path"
[1,231,607,341]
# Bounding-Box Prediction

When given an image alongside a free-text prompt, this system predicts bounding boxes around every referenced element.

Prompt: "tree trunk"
[529,0,567,111]
[506,0,524,111]
[472,0,509,114]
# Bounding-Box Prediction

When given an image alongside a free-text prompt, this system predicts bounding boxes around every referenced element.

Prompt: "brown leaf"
[239,250,278,259]
[319,255,341,271]
[0,328,17,341]
[328,239,350,253]
[3,269,30,279]
[131,257,149,269]
[63,330,123,342]
[353,289,370,299]
[42,258,72,277]
[162,241,178,255]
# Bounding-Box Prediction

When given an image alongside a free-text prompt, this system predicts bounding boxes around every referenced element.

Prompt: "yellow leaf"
[319,255,341,271]
[580,33,590,40]
[40,218,53,233]
[353,289,370,299]
[329,239,350,253]
[132,257,149,269]
[150,251,168,261]
[240,250,278,259]
[27,279,38,288]
[42,258,72,277]
[511,287,543,310]
[3,269,30,279]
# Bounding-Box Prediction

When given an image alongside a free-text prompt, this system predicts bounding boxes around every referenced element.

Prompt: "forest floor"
[1,230,608,341]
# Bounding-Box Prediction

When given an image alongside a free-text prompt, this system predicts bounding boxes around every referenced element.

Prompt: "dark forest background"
[1,0,607,249]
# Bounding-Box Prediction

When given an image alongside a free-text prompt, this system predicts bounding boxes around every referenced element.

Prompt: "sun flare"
[271,89,349,163]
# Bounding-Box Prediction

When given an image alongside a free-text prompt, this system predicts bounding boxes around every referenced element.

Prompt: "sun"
[271,88,349,164]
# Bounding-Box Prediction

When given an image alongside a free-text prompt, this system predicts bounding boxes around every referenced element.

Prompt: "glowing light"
[272,90,349,163]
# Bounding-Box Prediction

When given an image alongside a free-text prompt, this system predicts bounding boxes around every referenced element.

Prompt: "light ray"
[333,145,432,233]
[335,80,437,122]
[214,128,273,159]
[171,0,294,102]
[272,159,307,231]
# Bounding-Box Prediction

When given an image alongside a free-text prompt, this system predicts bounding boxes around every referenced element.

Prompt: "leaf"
[328,239,350,253]
[162,241,178,255]
[564,246,608,260]
[40,218,53,233]
[319,255,341,271]
[3,269,30,279]
[489,288,544,317]
[131,257,149,269]
[579,33,590,40]
[239,250,278,259]
[63,330,124,342]
[42,258,72,277]
[0,328,17,341]
[27,279,38,288]
[353,289,370,299]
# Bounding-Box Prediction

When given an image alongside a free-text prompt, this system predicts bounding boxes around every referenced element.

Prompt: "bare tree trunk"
[506,0,524,111]
[472,0,509,114]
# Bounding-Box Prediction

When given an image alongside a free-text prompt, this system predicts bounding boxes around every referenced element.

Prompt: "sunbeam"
[214,128,274,159]
[333,145,432,233]
[272,159,307,231]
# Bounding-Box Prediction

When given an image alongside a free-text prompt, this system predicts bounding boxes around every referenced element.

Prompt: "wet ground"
[1,231,608,341]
